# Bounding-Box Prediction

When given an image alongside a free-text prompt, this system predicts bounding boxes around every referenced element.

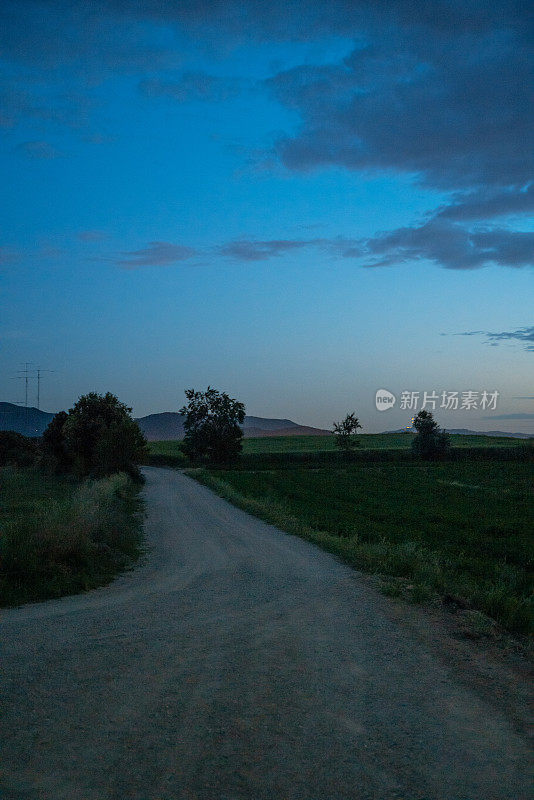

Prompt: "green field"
[0,468,143,606]
[150,431,523,458]
[189,460,533,635]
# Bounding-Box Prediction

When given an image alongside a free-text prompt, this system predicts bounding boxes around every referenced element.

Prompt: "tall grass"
[0,468,144,605]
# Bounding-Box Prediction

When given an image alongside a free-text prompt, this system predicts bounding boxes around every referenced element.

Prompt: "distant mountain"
[2,401,530,441]
[242,416,295,431]
[388,427,532,440]
[135,412,186,441]
[134,412,331,441]
[242,424,332,438]
[0,403,331,440]
[0,403,54,437]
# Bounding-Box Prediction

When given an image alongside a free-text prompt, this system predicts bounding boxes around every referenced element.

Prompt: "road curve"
[1,466,532,800]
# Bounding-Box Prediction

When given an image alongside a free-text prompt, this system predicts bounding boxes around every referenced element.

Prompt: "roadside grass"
[187,461,533,636]
[149,432,524,462]
[0,468,144,606]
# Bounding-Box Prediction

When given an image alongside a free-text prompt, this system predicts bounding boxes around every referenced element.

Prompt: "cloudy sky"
[1,0,532,432]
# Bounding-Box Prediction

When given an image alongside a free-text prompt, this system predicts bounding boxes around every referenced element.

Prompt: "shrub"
[0,471,143,605]
[332,413,362,451]
[0,431,37,468]
[411,410,451,459]
[42,392,148,478]
[41,410,72,473]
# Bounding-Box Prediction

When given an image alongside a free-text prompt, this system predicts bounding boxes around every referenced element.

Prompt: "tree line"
[0,387,451,473]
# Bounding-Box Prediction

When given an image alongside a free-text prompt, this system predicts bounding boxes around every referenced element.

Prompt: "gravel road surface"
[1,466,532,799]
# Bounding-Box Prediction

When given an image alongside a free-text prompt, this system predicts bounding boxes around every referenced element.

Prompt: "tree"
[0,431,38,468]
[180,387,245,464]
[411,410,450,459]
[43,392,147,478]
[41,411,72,473]
[333,413,362,451]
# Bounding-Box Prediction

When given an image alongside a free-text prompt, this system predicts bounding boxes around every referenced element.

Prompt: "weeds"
[0,468,144,605]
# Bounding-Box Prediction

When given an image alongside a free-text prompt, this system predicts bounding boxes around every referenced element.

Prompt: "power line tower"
[36,368,54,410]
[16,362,34,409]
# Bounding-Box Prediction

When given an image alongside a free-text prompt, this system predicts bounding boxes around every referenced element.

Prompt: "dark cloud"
[434,184,534,222]
[219,239,314,261]
[108,227,530,269]
[3,0,532,275]
[114,242,197,268]
[54,1,529,43]
[218,236,362,261]
[262,2,533,256]
[0,2,179,73]
[453,326,534,352]
[361,220,534,270]
[267,31,532,193]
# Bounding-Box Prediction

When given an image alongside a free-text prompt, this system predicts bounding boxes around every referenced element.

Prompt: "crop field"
[149,431,523,458]
[190,460,533,635]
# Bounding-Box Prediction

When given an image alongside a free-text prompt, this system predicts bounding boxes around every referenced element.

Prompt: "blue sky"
[1,1,533,432]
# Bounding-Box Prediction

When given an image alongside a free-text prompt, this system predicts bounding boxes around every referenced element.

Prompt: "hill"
[135,412,331,441]
[0,403,330,440]
[0,403,54,437]
[1,402,530,441]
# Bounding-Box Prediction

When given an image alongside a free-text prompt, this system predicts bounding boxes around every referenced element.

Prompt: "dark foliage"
[180,387,245,464]
[411,410,451,459]
[0,431,38,468]
[42,392,148,478]
[41,411,72,473]
[332,413,362,451]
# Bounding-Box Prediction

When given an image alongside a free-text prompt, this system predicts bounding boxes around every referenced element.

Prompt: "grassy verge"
[0,468,144,606]
[187,461,533,636]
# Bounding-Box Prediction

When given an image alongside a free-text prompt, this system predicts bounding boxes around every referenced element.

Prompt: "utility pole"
[17,362,33,408]
[36,368,54,410]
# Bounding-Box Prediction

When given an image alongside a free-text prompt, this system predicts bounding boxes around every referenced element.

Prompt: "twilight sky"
[1,0,533,432]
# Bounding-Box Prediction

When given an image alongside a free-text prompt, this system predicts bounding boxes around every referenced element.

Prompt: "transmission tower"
[36,368,54,410]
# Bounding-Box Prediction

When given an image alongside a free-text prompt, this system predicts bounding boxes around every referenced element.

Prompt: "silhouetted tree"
[333,413,362,451]
[44,392,147,478]
[42,411,72,472]
[180,387,245,464]
[411,410,450,459]
[0,431,38,468]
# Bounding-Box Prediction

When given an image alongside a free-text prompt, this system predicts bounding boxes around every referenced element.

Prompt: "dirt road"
[1,467,532,799]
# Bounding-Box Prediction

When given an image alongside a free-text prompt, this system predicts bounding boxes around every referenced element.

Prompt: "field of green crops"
[149,431,522,458]
[190,459,533,635]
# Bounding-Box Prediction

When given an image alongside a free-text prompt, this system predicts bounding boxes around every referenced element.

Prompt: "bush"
[0,431,38,468]
[0,470,143,605]
[332,413,362,451]
[411,410,451,459]
[41,410,72,473]
[42,392,148,478]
